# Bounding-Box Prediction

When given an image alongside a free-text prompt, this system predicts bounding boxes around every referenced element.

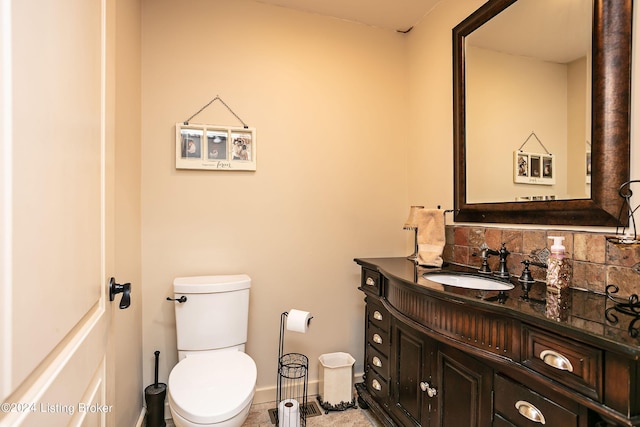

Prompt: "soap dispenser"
[545,236,571,320]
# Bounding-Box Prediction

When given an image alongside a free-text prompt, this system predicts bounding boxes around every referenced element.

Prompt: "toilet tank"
[173,274,251,352]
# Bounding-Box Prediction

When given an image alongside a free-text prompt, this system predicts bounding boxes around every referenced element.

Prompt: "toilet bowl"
[168,351,257,427]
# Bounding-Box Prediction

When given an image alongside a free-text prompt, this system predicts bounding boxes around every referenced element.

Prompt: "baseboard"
[135,407,146,427]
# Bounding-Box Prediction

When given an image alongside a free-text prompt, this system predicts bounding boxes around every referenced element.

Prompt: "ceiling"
[253,0,443,32]
[252,0,591,63]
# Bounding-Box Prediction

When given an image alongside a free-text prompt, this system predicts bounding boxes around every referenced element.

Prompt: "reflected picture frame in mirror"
[453,0,631,226]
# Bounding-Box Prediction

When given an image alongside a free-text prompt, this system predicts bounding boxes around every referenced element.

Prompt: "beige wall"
[405,0,487,209]
[466,47,569,202]
[141,0,409,402]
[566,56,590,198]
[113,0,143,424]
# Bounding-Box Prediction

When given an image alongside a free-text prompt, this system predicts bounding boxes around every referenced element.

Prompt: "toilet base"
[169,400,252,427]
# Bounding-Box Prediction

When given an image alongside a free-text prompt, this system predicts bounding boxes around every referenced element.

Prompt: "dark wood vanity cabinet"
[356,258,640,427]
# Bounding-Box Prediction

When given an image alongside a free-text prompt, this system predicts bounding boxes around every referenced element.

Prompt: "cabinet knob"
[373,333,383,344]
[373,310,383,321]
[371,379,382,391]
[515,400,546,424]
[366,277,376,286]
[539,350,573,372]
[372,356,383,368]
[420,381,437,398]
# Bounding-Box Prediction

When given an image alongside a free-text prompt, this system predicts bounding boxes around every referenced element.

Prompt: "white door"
[1,0,116,426]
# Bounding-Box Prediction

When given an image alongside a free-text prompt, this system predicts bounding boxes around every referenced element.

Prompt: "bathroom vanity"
[355,257,640,427]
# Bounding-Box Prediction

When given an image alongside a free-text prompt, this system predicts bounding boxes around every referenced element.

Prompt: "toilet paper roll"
[278,398,300,427]
[287,309,312,333]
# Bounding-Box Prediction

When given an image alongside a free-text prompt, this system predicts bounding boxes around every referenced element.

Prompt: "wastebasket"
[317,352,356,412]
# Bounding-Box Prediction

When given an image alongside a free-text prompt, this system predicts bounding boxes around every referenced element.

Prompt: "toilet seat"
[168,351,257,424]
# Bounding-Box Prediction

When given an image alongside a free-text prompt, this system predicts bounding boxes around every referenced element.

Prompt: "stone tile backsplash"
[443,225,640,297]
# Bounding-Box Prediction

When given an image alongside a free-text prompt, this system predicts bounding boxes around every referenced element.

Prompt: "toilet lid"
[168,351,257,424]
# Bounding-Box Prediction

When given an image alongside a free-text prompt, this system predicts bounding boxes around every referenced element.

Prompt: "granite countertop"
[355,257,640,357]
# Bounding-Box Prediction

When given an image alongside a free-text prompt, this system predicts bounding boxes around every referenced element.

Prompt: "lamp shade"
[403,206,424,230]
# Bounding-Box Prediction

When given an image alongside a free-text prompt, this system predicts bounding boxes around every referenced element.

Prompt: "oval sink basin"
[423,273,514,291]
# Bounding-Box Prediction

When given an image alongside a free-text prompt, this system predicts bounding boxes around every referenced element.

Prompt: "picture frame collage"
[513,150,555,185]
[176,123,256,171]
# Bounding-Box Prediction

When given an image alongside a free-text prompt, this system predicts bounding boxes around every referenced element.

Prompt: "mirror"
[453,0,631,226]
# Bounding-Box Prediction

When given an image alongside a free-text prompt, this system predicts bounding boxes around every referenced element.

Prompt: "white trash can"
[318,352,356,409]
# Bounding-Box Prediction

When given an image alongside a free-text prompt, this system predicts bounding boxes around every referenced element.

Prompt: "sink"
[423,272,514,291]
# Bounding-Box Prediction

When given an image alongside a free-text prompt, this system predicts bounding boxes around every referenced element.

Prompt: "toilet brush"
[145,351,167,427]
[154,350,160,388]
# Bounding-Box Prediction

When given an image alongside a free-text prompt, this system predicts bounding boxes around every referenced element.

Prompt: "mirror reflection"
[465,0,592,203]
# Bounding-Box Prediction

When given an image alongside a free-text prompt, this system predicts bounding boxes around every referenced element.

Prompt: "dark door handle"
[109,277,131,309]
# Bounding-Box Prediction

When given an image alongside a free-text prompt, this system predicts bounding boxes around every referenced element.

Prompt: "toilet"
[168,274,257,427]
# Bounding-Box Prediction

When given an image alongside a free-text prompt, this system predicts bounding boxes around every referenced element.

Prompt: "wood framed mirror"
[453,0,631,226]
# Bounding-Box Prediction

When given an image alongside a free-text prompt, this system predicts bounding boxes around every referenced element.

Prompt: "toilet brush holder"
[145,351,167,427]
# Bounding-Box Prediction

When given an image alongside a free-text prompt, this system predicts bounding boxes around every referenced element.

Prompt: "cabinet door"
[390,320,438,426]
[436,344,493,427]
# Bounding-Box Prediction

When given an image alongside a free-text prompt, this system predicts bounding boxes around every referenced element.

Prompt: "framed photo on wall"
[513,151,555,185]
[176,123,256,171]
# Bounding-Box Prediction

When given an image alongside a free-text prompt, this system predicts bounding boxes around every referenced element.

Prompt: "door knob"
[109,277,131,309]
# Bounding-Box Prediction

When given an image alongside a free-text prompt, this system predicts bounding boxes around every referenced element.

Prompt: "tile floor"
[243,400,383,426]
[165,397,384,427]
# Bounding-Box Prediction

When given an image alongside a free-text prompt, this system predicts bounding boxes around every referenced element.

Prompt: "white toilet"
[168,274,257,427]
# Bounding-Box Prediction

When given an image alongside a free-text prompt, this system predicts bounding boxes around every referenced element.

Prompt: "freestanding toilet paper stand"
[276,311,309,427]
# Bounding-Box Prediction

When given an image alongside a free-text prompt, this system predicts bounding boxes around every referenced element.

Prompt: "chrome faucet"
[486,243,510,279]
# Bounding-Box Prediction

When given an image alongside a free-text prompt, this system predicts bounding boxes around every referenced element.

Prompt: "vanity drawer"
[361,268,381,296]
[366,342,389,378]
[367,369,389,406]
[494,374,579,427]
[522,324,602,400]
[366,299,390,333]
[366,322,389,356]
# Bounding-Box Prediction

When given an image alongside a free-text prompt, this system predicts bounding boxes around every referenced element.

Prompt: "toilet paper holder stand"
[276,311,311,427]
